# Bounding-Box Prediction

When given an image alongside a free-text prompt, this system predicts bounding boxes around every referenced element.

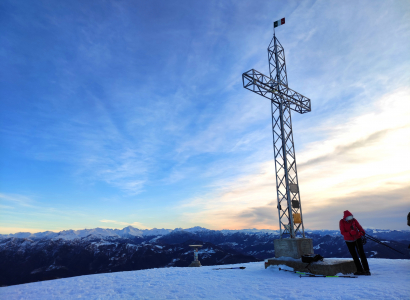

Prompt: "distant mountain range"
[0,226,175,240]
[0,226,282,240]
[2,226,408,241]
[1,226,409,287]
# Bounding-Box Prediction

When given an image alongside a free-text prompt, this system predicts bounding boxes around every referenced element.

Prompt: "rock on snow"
[1,258,409,299]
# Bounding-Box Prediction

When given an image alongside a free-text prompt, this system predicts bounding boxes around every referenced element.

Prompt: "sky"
[0,0,409,234]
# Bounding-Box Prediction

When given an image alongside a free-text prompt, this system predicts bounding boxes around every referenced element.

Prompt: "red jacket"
[339,210,365,241]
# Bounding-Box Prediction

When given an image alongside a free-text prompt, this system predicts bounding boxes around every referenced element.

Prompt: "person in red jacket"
[339,210,370,275]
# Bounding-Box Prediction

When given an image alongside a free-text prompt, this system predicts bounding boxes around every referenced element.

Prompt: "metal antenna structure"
[242,20,311,239]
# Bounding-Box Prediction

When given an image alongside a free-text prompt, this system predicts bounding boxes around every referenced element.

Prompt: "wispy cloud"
[0,204,14,209]
[236,201,277,228]
[0,193,35,207]
[298,127,403,168]
[304,185,410,230]
[179,87,410,230]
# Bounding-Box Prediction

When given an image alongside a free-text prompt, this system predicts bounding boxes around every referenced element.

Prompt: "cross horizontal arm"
[242,69,311,114]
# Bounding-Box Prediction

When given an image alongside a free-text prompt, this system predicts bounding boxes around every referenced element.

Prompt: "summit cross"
[242,19,312,238]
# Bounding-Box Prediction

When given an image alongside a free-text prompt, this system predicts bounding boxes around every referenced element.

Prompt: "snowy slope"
[1,258,409,299]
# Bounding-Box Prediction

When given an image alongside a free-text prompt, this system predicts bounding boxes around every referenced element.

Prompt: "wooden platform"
[264,257,357,276]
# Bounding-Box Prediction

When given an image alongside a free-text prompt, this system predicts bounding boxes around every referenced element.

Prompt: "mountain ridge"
[2,226,409,241]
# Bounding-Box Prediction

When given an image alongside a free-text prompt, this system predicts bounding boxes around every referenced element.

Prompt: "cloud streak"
[298,127,400,168]
[179,87,410,230]
[0,193,35,207]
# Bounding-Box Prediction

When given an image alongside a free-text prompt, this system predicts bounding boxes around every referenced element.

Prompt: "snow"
[307,258,352,265]
[90,241,115,246]
[182,226,210,233]
[220,228,280,235]
[274,256,302,262]
[270,257,355,265]
[1,258,409,299]
[372,230,392,234]
[199,248,216,254]
[126,243,139,249]
[313,242,323,250]
[370,251,378,257]
[45,265,65,271]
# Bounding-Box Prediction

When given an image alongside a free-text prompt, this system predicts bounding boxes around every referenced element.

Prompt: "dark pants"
[346,238,369,272]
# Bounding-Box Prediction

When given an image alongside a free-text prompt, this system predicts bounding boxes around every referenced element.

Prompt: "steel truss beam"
[242,69,311,114]
[242,34,311,238]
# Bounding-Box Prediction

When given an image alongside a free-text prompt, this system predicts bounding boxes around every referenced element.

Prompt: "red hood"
[343,210,353,219]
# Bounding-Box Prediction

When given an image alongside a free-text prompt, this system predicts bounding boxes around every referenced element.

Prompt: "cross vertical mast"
[273,34,295,238]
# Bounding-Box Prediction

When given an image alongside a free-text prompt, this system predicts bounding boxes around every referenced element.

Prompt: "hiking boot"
[354,271,365,275]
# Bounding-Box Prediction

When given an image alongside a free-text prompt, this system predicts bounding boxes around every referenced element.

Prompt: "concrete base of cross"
[264,257,357,276]
[188,261,202,267]
[273,238,313,259]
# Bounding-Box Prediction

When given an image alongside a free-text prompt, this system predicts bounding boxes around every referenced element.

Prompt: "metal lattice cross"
[242,30,311,238]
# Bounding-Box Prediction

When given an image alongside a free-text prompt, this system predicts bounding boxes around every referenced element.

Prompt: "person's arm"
[339,220,347,236]
[355,220,365,235]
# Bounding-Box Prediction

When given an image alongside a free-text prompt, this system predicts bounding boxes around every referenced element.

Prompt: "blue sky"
[1,0,409,234]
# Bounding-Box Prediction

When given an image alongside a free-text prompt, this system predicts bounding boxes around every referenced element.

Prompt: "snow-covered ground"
[1,258,409,299]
